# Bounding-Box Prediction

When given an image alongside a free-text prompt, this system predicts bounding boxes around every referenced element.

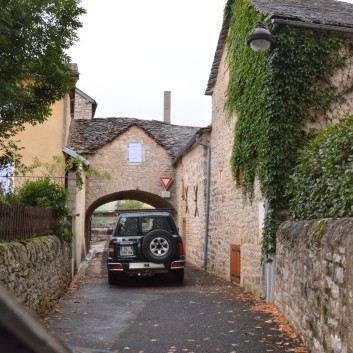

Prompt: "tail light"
[109,244,114,257]
[178,242,184,255]
[171,260,185,268]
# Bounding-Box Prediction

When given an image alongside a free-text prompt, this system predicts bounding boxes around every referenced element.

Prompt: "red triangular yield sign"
[160,176,173,190]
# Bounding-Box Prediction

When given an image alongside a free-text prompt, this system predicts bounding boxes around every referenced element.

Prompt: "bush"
[17,176,69,217]
[53,219,74,243]
[17,176,73,242]
[289,114,353,220]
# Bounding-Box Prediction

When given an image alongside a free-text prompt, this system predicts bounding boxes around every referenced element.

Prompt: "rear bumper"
[107,260,185,272]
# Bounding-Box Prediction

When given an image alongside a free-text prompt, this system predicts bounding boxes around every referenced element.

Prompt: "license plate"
[129,263,165,269]
[120,246,134,256]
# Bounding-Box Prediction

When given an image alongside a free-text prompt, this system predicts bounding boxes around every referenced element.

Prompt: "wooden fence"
[0,204,55,241]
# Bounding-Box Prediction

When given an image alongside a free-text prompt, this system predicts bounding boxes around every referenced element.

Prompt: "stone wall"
[74,90,94,120]
[207,47,264,293]
[85,126,176,214]
[276,218,353,353]
[175,134,210,268]
[91,227,111,243]
[0,236,71,318]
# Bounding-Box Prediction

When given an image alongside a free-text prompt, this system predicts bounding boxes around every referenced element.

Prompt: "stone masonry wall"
[208,47,264,294]
[85,126,176,213]
[74,91,93,120]
[175,135,210,268]
[0,236,71,318]
[276,219,353,353]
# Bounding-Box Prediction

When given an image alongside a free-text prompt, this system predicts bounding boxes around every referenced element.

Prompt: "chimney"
[164,91,171,124]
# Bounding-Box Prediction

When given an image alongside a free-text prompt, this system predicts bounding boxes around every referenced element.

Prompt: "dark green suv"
[107,209,185,284]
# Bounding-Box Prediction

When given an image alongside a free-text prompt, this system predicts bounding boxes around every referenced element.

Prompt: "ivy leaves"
[290,114,353,220]
[226,0,353,260]
[226,0,268,199]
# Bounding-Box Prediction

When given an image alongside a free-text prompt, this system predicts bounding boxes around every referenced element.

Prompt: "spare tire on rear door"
[142,229,176,263]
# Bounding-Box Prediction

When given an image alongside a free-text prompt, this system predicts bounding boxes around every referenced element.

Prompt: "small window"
[128,143,142,163]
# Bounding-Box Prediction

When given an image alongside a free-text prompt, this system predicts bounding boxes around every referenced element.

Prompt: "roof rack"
[116,208,174,213]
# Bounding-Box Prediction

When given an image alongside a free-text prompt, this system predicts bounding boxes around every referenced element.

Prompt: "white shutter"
[128,143,142,163]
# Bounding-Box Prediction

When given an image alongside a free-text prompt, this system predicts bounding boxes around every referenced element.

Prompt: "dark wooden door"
[230,244,241,283]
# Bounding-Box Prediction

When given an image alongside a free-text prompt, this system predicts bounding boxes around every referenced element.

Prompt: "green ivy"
[226,0,268,199]
[290,114,353,220]
[226,0,353,260]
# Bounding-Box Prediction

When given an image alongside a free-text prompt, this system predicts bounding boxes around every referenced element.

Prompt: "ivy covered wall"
[225,0,353,260]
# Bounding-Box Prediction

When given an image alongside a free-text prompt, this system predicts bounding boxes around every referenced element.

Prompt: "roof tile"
[69,118,201,159]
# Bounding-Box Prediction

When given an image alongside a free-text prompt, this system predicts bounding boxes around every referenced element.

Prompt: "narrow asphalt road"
[45,243,306,353]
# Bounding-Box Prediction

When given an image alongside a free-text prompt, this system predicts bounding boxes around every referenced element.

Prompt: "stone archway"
[84,190,176,250]
[68,118,200,262]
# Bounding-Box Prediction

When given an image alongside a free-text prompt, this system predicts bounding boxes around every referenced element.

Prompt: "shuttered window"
[128,143,142,163]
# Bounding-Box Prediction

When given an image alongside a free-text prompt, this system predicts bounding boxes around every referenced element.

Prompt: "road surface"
[45,243,306,353]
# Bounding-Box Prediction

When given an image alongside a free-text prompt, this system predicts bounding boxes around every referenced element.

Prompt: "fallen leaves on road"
[250,302,308,353]
[191,267,308,353]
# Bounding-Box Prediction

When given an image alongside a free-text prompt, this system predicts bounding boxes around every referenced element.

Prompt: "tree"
[119,200,146,210]
[0,0,85,168]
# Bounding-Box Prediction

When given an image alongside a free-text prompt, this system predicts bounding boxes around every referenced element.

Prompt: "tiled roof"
[205,0,353,95]
[69,118,201,159]
[252,0,353,27]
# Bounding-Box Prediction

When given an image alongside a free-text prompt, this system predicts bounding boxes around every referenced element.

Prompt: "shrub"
[17,176,73,242]
[289,114,353,220]
[53,219,74,243]
[17,176,69,217]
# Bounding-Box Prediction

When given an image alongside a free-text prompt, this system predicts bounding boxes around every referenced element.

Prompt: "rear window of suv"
[115,215,175,237]
[141,216,174,234]
[117,217,139,236]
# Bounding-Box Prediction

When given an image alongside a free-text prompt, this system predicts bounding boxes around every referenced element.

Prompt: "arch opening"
[85,190,175,250]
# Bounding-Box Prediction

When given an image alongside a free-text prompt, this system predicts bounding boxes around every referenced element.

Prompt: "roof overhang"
[62,146,90,168]
[271,17,353,34]
[172,126,212,166]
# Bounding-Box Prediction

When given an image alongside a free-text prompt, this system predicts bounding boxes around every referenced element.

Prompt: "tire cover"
[142,229,176,263]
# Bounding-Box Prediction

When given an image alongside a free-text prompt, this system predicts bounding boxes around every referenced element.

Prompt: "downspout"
[62,94,68,147]
[195,135,211,270]
[260,198,269,300]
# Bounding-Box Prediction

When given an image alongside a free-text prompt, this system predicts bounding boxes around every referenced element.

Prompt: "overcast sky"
[68,0,226,128]
[69,0,353,128]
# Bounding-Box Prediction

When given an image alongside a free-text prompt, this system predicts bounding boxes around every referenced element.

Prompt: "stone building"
[196,0,353,298]
[71,87,97,120]
[11,0,353,300]
[11,64,100,272]
[68,117,200,251]
[65,0,353,298]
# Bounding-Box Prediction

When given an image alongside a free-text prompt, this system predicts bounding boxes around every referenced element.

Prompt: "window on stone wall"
[128,143,142,163]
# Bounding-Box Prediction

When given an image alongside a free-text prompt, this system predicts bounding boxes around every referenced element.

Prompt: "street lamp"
[246,22,276,52]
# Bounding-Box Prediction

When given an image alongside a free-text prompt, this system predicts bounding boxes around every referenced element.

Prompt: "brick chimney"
[164,91,171,124]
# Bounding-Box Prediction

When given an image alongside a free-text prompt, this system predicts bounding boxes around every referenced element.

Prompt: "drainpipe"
[62,94,68,147]
[195,135,211,270]
[260,198,269,300]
